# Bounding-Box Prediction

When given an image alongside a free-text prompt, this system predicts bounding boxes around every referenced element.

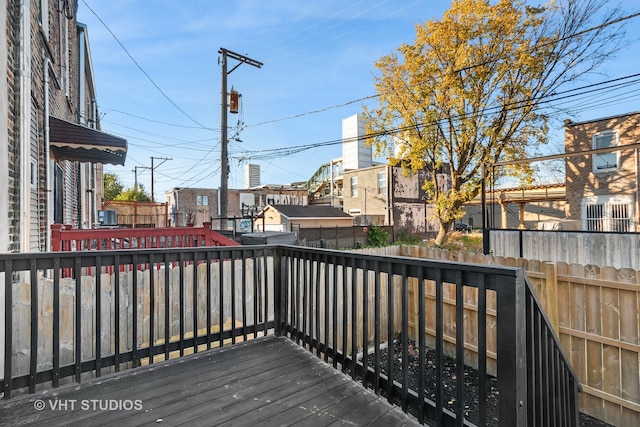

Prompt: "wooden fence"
[8,257,273,383]
[376,245,640,427]
[489,229,640,270]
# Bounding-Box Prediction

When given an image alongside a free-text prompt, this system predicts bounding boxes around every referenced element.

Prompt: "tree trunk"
[434,220,451,246]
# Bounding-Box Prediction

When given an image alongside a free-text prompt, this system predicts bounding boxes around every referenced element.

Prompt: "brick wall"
[565,113,640,229]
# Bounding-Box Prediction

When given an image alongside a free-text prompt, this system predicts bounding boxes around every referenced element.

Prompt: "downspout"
[19,0,32,252]
[45,58,52,250]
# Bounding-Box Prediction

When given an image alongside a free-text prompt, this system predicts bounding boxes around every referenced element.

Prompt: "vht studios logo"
[33,399,143,411]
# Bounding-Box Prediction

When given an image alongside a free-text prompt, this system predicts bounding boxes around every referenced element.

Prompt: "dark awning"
[49,116,127,166]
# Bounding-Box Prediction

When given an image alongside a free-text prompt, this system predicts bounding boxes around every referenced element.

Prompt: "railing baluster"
[252,249,258,340]
[231,251,236,345]
[455,271,464,425]
[543,323,550,425]
[417,265,426,424]
[241,251,247,342]
[2,259,13,400]
[314,253,321,357]
[323,254,330,363]
[351,257,358,380]
[302,255,308,349]
[362,258,369,390]
[53,257,60,388]
[74,256,82,383]
[218,250,224,348]
[478,273,487,425]
[164,252,170,361]
[132,253,139,367]
[206,251,212,350]
[193,250,199,353]
[262,248,268,336]
[115,254,121,371]
[148,253,155,364]
[401,265,409,413]
[435,268,443,426]
[332,257,338,369]
[386,262,394,403]
[179,252,185,357]
[342,259,348,373]
[291,255,298,343]
[29,259,38,394]
[96,256,103,375]
[374,260,381,395]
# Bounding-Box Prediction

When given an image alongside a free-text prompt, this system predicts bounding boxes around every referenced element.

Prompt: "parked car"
[454,223,472,233]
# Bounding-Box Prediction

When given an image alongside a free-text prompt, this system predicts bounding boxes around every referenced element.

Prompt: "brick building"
[564,112,640,232]
[166,187,219,227]
[1,0,126,252]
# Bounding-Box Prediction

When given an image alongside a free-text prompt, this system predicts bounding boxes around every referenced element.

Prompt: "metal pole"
[481,163,490,255]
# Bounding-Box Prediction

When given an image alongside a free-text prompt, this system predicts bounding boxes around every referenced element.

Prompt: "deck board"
[0,336,420,426]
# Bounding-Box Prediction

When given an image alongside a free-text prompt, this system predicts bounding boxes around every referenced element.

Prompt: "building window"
[350,177,358,197]
[196,195,208,206]
[592,130,619,172]
[377,172,387,195]
[582,195,633,232]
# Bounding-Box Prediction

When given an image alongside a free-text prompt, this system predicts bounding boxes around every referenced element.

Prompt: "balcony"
[0,246,579,426]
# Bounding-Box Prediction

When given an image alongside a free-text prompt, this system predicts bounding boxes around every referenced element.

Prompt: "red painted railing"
[51,222,240,252]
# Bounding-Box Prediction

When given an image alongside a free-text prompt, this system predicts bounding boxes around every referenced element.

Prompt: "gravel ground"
[368,340,612,427]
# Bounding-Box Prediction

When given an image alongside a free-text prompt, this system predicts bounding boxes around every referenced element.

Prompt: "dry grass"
[425,231,484,253]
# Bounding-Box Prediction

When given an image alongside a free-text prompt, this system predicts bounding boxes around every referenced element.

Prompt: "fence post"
[497,269,527,426]
[543,261,559,336]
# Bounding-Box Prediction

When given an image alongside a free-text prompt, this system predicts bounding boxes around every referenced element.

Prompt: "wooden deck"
[0,336,420,426]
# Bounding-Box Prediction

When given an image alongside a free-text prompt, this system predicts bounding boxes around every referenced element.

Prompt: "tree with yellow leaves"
[365,0,626,245]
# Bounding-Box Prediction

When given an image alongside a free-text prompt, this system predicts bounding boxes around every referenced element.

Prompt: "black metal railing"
[277,246,581,426]
[1,245,580,426]
[1,247,275,398]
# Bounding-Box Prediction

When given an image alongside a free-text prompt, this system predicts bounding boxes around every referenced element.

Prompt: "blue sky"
[77,1,640,201]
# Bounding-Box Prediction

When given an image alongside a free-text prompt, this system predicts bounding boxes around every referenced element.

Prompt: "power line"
[103,109,219,131]
[234,74,640,162]
[245,11,639,128]
[81,0,210,130]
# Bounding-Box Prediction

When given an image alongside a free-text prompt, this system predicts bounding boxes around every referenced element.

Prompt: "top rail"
[51,222,240,251]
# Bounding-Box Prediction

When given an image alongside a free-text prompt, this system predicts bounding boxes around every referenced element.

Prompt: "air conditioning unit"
[98,210,117,226]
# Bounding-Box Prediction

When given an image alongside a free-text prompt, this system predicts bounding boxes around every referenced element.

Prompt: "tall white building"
[341,114,372,170]
[244,164,261,188]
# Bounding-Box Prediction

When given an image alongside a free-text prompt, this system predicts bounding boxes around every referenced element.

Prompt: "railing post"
[273,247,283,336]
[51,224,63,252]
[203,222,211,247]
[497,269,528,426]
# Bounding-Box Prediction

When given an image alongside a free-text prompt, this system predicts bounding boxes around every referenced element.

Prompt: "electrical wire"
[81,0,211,130]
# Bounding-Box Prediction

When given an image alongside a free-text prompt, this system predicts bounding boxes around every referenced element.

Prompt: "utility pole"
[132,166,150,189]
[150,156,172,202]
[219,48,262,221]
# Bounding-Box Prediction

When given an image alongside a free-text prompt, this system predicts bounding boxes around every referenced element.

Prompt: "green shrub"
[367,226,390,247]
